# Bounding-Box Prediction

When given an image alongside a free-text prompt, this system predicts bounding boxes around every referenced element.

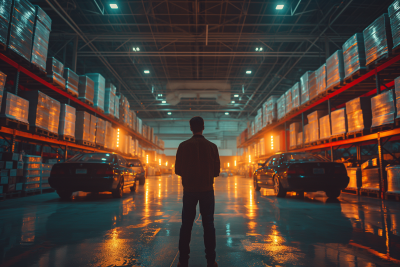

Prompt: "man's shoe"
[207,262,218,267]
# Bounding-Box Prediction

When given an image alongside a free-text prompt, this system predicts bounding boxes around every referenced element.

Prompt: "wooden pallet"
[66,87,79,98]
[43,76,66,90]
[76,140,95,147]
[316,139,330,145]
[346,130,369,139]
[325,81,344,93]
[344,69,367,84]
[31,126,59,139]
[370,123,394,134]
[0,117,29,131]
[385,192,400,201]
[94,106,104,113]
[366,54,391,71]
[342,188,359,195]
[78,98,94,106]
[360,188,380,198]
[59,135,75,142]
[330,133,346,142]
[0,191,22,200]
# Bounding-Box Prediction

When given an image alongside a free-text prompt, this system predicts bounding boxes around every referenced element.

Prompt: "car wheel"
[325,189,341,199]
[254,177,261,191]
[274,176,287,197]
[139,178,145,185]
[112,178,124,198]
[57,190,72,200]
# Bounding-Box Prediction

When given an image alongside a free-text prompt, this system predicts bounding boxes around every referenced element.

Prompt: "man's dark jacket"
[175,135,220,192]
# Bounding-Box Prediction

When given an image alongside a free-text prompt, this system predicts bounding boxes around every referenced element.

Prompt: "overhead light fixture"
[144,70,150,74]
[231,100,235,104]
[246,70,252,74]
[167,112,172,115]
[158,94,163,97]
[234,94,239,97]
[255,47,259,51]
[259,47,263,51]
[110,4,118,9]
[225,112,229,115]
[276,4,284,10]
[136,47,140,51]
[162,100,166,103]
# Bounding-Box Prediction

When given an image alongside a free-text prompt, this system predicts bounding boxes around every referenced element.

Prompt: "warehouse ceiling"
[37,0,393,121]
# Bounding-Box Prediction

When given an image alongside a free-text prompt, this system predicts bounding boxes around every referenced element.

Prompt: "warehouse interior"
[1,0,400,266]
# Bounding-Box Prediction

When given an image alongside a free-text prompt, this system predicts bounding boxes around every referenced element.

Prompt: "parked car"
[48,153,137,199]
[126,158,146,185]
[253,152,349,198]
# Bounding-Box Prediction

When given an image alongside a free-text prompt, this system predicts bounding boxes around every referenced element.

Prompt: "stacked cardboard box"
[285,88,292,114]
[389,0,400,50]
[59,104,76,138]
[363,13,392,66]
[0,153,23,194]
[75,111,91,143]
[289,122,300,149]
[361,167,380,191]
[130,110,136,131]
[308,110,326,142]
[22,155,41,192]
[105,83,116,117]
[316,64,327,96]
[137,117,142,134]
[331,108,347,136]
[255,109,262,132]
[114,95,120,119]
[78,76,95,105]
[319,114,331,140]
[297,132,303,146]
[395,77,400,118]
[95,117,106,146]
[326,50,344,88]
[89,114,96,144]
[48,97,60,134]
[292,82,300,110]
[300,71,312,105]
[386,165,400,193]
[0,92,29,124]
[0,0,12,47]
[262,101,268,128]
[8,0,35,62]
[0,71,5,111]
[63,69,79,97]
[119,94,130,125]
[277,94,286,120]
[86,73,105,112]
[31,6,51,72]
[304,124,310,145]
[104,121,113,149]
[46,58,65,89]
[308,71,318,101]
[347,167,361,190]
[371,89,395,127]
[266,95,279,124]
[343,33,366,79]
[346,97,372,133]
[41,163,52,190]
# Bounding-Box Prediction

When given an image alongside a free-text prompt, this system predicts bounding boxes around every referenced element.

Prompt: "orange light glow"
[227,162,230,167]
[146,154,149,164]
[159,158,161,165]
[249,155,251,163]
[234,160,236,166]
[271,135,274,150]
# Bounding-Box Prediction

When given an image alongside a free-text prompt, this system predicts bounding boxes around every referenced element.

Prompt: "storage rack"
[238,51,400,199]
[0,52,164,161]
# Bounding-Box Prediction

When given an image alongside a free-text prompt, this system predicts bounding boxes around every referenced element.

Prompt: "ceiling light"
[276,4,284,10]
[132,47,136,51]
[110,4,118,9]
[231,100,235,104]
[158,94,163,97]
[144,70,150,74]
[259,47,263,51]
[255,47,259,51]
[234,94,239,97]
[246,70,252,74]
[167,112,172,115]
[162,100,166,103]
[225,112,229,115]
[136,47,140,51]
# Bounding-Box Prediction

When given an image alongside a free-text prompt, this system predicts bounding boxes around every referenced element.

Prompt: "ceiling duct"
[166,80,231,106]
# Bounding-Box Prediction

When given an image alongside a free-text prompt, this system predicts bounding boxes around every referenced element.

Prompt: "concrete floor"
[0,175,399,267]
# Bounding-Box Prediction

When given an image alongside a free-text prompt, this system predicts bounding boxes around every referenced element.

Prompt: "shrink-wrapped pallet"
[292,83,300,110]
[304,124,310,144]
[104,121,112,149]
[395,76,400,118]
[63,68,79,97]
[95,117,105,146]
[386,165,400,193]
[8,0,35,62]
[137,117,142,134]
[343,33,366,78]
[251,121,255,136]
[105,83,116,116]
[86,73,105,112]
[48,97,60,134]
[59,104,75,137]
[0,71,5,111]
[31,6,51,72]
[389,0,400,50]
[114,95,120,119]
[262,101,268,127]
[297,132,303,146]
[0,92,29,123]
[327,50,345,89]
[346,97,372,133]
[289,122,300,148]
[300,71,312,105]
[0,0,12,46]
[78,76,95,105]
[371,89,395,127]
[89,114,96,144]
[119,94,130,125]
[319,114,330,140]
[46,57,65,89]
[277,94,286,120]
[255,109,262,132]
[307,110,326,142]
[75,111,91,142]
[285,88,292,114]
[266,95,279,124]
[331,108,347,135]
[347,167,361,190]
[363,13,392,66]
[308,71,318,101]
[361,167,380,191]
[316,64,327,96]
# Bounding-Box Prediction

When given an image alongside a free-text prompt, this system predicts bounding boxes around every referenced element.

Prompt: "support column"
[64,145,68,161]
[356,145,361,161]
[40,145,44,158]
[330,146,334,162]
[72,35,79,72]
[284,122,287,152]
[328,99,332,136]
[301,113,304,148]
[14,67,20,95]
[377,133,386,199]
[10,129,16,152]
[375,70,381,95]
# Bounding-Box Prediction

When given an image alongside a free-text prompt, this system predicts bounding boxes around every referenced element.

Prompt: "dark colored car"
[126,159,146,185]
[48,153,137,199]
[253,152,349,198]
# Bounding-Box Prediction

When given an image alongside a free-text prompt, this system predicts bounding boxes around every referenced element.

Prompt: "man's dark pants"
[179,190,216,265]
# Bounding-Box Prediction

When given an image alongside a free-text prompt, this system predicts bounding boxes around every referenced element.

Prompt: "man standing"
[175,116,220,267]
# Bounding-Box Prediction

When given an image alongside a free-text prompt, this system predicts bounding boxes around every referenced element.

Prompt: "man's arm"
[175,144,183,176]
[214,145,220,177]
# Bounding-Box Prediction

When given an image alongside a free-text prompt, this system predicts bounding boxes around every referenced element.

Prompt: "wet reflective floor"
[0,175,400,267]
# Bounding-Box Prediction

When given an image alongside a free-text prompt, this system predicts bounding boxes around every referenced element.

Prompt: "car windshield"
[129,160,142,167]
[74,153,114,162]
[283,153,329,162]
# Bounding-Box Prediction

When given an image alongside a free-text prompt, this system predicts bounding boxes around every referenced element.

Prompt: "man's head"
[190,116,204,134]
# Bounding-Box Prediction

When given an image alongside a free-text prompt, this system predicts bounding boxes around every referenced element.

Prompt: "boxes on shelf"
[304,124,310,144]
[307,110,327,142]
[277,94,286,120]
[361,167,380,191]
[75,111,91,143]
[114,95,120,119]
[363,13,392,66]
[289,122,300,149]
[86,73,105,112]
[331,108,347,135]
[46,57,65,89]
[22,155,41,192]
[104,121,113,149]
[308,71,318,101]
[346,97,372,133]
[105,83,116,117]
[300,71,312,105]
[119,94,130,125]
[130,110,136,130]
[396,76,400,118]
[59,104,76,138]
[319,114,331,140]
[95,117,105,146]
[292,82,300,110]
[297,132,303,146]
[326,50,345,88]
[48,97,60,134]
[262,101,268,127]
[63,68,79,97]
[343,33,366,78]
[316,64,327,96]
[386,165,400,193]
[0,0,12,47]
[0,71,6,111]
[371,89,395,127]
[78,76,95,105]
[285,88,292,114]
[255,109,262,132]
[389,0,400,50]
[8,0,35,62]
[346,167,361,190]
[266,95,279,124]
[41,163,52,189]
[31,6,51,72]
[137,117,142,135]
[89,114,96,144]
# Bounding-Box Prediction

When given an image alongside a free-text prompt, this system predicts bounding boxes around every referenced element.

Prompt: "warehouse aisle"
[0,176,399,267]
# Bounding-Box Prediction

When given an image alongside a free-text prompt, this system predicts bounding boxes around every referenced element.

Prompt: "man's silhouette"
[175,116,220,267]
